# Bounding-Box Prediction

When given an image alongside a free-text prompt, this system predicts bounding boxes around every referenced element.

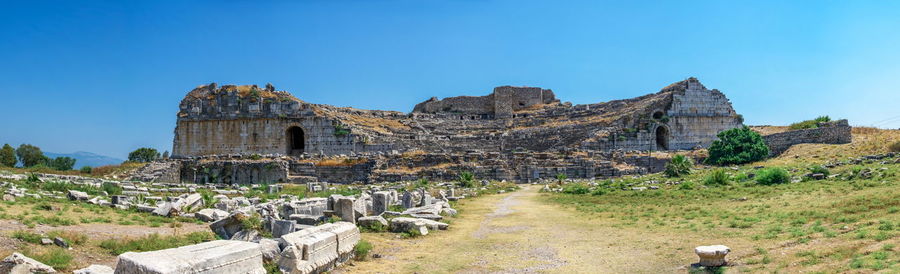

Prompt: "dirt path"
[343,186,710,273]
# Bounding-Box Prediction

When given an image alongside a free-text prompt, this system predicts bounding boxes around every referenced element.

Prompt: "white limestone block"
[114,240,265,274]
[695,245,730,267]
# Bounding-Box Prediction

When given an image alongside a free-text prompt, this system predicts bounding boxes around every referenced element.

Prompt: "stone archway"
[655,126,669,150]
[286,126,305,156]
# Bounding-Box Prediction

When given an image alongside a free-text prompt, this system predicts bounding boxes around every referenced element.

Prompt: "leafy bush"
[48,157,76,171]
[102,182,122,195]
[591,188,608,196]
[703,169,730,186]
[890,141,900,153]
[706,126,769,166]
[79,166,92,174]
[458,171,475,188]
[128,147,160,163]
[756,168,790,185]
[0,143,16,167]
[562,183,590,194]
[354,239,374,260]
[789,116,831,130]
[555,173,567,182]
[664,155,693,177]
[16,144,48,167]
[808,165,830,177]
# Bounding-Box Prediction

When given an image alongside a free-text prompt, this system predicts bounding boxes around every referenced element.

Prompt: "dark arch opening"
[655,126,669,150]
[287,126,305,156]
[652,111,664,120]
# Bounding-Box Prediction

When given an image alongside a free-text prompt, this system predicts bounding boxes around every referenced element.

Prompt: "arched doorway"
[286,126,305,156]
[655,126,669,150]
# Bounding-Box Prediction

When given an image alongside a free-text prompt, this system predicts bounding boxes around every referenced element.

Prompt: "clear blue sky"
[1,0,899,159]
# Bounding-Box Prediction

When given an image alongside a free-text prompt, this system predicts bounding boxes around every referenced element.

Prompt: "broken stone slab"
[181,193,204,211]
[231,229,262,242]
[151,202,177,217]
[418,219,450,230]
[410,213,443,221]
[372,191,390,215]
[41,238,53,245]
[53,237,69,248]
[357,216,388,229]
[67,190,89,201]
[389,217,429,236]
[257,238,281,262]
[209,212,249,240]
[441,208,458,216]
[74,264,114,274]
[276,222,359,274]
[115,240,265,274]
[0,252,57,273]
[287,214,320,226]
[695,245,730,267]
[195,208,229,222]
[272,220,297,239]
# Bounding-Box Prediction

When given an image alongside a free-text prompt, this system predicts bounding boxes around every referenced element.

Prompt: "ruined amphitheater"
[133,77,848,185]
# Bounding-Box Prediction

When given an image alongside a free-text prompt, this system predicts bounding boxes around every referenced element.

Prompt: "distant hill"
[44,151,124,169]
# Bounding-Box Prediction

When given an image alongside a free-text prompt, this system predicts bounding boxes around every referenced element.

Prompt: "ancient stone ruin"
[143,77,847,185]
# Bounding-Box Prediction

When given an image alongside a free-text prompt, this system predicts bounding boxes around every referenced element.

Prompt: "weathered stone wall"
[178,159,290,185]
[763,120,852,156]
[173,84,392,157]
[412,86,557,117]
[666,78,743,150]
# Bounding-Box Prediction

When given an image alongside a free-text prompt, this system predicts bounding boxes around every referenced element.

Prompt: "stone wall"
[412,86,557,117]
[178,159,290,185]
[763,120,852,156]
[666,78,743,150]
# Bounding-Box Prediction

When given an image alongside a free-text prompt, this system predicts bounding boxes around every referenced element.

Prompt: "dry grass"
[763,127,900,166]
[750,125,791,136]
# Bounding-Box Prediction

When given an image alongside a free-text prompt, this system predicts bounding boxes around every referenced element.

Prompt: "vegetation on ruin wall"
[789,115,832,130]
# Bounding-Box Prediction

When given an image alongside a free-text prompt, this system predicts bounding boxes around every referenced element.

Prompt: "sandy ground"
[341,186,754,273]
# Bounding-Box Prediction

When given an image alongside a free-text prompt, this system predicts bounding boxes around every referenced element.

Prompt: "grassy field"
[544,128,900,272]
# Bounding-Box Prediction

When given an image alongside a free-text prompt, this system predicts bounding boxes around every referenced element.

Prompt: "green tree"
[162,151,170,159]
[16,144,48,167]
[0,144,16,167]
[705,126,770,166]
[80,166,93,174]
[49,157,76,171]
[128,148,161,163]
[664,154,693,177]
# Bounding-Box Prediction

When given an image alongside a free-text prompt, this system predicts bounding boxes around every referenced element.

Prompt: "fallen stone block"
[257,238,282,262]
[695,245,730,267]
[410,213,443,221]
[357,216,388,229]
[114,240,265,274]
[195,208,229,222]
[74,264,114,274]
[0,252,57,273]
[277,227,339,274]
[67,190,89,201]
[389,217,429,236]
[209,212,249,240]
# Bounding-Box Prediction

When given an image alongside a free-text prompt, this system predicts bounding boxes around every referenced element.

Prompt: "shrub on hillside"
[0,143,16,167]
[789,116,831,130]
[705,126,769,166]
[808,165,830,177]
[756,168,790,185]
[562,183,590,194]
[354,239,373,261]
[128,147,160,163]
[79,166,92,174]
[16,144,48,167]
[48,156,76,171]
[458,171,475,188]
[664,155,693,177]
[703,169,730,186]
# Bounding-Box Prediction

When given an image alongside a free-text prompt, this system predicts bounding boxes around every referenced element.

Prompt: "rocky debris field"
[0,169,518,273]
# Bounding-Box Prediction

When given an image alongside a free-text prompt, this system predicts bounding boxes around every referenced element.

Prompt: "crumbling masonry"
[151,78,843,184]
